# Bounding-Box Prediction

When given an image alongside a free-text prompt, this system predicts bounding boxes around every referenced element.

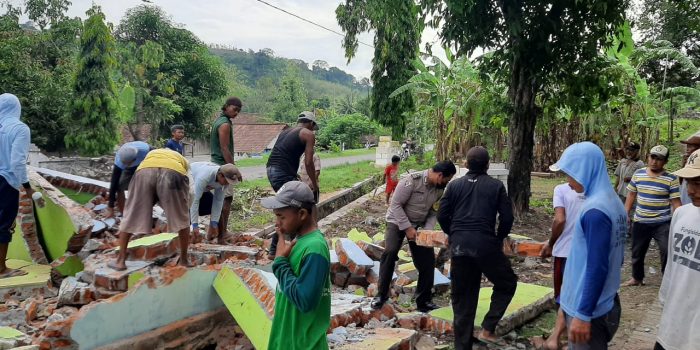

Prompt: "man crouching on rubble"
[262,181,331,350]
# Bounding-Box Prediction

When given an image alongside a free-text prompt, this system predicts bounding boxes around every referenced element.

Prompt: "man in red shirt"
[383,155,400,204]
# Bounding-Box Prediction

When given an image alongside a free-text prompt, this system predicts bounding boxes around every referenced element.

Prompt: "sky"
[12,0,446,80]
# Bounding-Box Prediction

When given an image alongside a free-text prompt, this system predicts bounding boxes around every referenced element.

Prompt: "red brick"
[416,230,448,248]
[356,240,385,260]
[335,238,374,275]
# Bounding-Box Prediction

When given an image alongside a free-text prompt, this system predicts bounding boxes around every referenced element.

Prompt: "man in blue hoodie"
[550,142,626,349]
[0,93,36,279]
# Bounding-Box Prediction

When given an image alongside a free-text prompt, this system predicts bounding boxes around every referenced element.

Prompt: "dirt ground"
[323,177,661,349]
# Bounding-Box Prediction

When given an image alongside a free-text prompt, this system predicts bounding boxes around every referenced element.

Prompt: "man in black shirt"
[437,146,516,349]
[265,111,318,259]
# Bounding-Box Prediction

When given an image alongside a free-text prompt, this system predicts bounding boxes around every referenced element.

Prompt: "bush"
[316,113,381,149]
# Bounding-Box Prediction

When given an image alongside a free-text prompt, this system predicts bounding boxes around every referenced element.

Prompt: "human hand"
[405,227,417,241]
[568,318,591,344]
[540,242,552,258]
[276,231,297,258]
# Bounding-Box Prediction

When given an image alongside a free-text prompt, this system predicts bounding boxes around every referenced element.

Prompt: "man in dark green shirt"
[209,97,241,243]
[261,181,330,350]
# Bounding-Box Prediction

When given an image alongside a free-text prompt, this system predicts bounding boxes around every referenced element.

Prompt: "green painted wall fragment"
[115,233,178,251]
[128,271,145,289]
[347,228,372,244]
[397,250,412,262]
[430,282,553,326]
[372,233,385,243]
[53,255,84,277]
[0,326,24,339]
[213,267,273,350]
[33,189,77,261]
[0,259,51,289]
[7,223,31,262]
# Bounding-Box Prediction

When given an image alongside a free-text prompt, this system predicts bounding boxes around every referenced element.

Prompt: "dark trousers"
[563,295,621,350]
[631,221,670,281]
[451,253,518,350]
[0,176,20,244]
[654,343,666,350]
[267,166,300,257]
[377,223,435,306]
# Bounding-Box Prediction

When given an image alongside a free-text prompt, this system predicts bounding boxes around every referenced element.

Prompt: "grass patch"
[234,148,375,168]
[517,309,558,338]
[56,187,94,205]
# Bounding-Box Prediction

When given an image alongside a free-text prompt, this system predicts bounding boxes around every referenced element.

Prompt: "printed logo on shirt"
[673,225,700,272]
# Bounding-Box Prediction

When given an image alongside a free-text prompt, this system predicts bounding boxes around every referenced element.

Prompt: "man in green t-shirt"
[209,97,242,243]
[261,181,330,350]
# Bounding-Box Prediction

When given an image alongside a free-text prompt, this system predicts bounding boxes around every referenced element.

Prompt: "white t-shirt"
[657,204,700,350]
[551,184,585,258]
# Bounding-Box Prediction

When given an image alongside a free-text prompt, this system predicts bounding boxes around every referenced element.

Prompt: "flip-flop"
[478,336,508,347]
[0,268,28,279]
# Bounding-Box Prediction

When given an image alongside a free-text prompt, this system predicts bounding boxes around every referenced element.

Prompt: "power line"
[254,0,374,49]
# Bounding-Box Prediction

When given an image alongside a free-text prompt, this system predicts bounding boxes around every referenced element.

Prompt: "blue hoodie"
[0,93,31,190]
[553,142,626,322]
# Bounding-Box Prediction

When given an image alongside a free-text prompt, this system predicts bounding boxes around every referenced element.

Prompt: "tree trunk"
[508,56,538,216]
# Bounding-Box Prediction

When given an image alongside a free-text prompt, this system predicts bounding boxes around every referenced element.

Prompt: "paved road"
[186,153,375,180]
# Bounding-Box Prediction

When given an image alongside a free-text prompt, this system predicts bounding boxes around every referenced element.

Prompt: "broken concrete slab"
[347,228,373,244]
[92,260,152,291]
[356,240,385,260]
[0,260,53,301]
[402,268,450,294]
[398,262,419,281]
[213,267,276,350]
[335,238,374,275]
[0,326,31,350]
[116,233,180,261]
[366,261,396,285]
[40,267,224,349]
[190,243,259,265]
[335,327,418,350]
[51,254,84,278]
[429,282,554,335]
[415,230,448,249]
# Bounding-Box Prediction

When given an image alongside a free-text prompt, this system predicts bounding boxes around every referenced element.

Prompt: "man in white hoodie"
[0,93,36,279]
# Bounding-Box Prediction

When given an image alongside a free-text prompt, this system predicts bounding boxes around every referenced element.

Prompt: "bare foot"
[531,336,560,350]
[0,268,28,279]
[623,278,644,287]
[107,260,127,271]
[478,330,506,346]
[267,253,275,260]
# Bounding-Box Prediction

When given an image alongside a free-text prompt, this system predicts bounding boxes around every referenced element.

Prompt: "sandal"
[478,335,507,347]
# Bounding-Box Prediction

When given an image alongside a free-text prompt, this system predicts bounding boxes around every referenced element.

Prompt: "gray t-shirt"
[614,158,644,197]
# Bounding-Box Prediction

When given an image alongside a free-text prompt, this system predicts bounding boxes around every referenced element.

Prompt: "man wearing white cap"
[106,141,151,217]
[189,162,242,244]
[679,131,700,205]
[265,111,319,259]
[655,149,700,350]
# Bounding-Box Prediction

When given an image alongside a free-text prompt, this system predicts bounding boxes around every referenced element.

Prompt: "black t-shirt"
[266,127,305,176]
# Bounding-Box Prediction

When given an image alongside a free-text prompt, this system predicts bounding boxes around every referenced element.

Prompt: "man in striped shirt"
[623,145,681,286]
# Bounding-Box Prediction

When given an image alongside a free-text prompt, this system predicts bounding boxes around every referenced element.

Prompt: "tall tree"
[64,6,120,156]
[336,0,420,138]
[24,0,71,30]
[420,0,628,214]
[273,64,308,123]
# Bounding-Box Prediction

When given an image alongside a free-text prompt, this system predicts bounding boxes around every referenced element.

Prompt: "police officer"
[372,161,457,312]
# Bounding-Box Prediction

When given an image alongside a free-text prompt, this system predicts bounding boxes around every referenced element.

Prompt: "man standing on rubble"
[209,97,242,244]
[372,161,456,312]
[0,93,36,279]
[109,149,192,270]
[437,147,516,348]
[266,111,319,259]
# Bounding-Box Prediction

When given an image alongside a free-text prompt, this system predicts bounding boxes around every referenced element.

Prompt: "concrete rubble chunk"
[213,267,277,350]
[356,240,385,260]
[92,260,152,291]
[57,277,94,307]
[119,233,181,261]
[335,327,419,350]
[366,261,396,285]
[398,263,419,281]
[190,243,259,265]
[415,230,448,249]
[335,238,374,275]
[503,236,546,257]
[0,259,53,302]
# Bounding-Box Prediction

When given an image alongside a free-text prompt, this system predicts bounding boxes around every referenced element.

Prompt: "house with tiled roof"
[232,113,288,157]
